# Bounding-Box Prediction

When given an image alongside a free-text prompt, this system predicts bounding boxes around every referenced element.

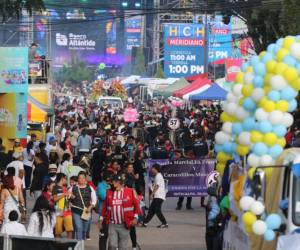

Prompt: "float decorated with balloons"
[215,35,300,246]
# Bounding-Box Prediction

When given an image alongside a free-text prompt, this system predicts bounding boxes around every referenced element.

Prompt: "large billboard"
[125,16,143,54]
[0,47,28,93]
[164,23,205,78]
[208,15,232,63]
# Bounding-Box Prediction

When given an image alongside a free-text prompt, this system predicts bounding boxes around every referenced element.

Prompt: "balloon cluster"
[240,196,281,241]
[215,36,300,175]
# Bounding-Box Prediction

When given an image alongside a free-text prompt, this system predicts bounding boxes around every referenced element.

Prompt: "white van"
[98,96,124,109]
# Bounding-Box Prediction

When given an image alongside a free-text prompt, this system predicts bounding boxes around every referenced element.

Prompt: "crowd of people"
[0,88,299,250]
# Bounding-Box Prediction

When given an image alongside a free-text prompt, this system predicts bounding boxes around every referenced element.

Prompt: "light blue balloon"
[232,123,243,135]
[250,56,260,66]
[264,230,275,242]
[288,99,298,112]
[266,214,282,230]
[272,125,287,137]
[254,62,266,76]
[274,45,281,53]
[295,35,300,40]
[283,55,297,67]
[259,121,273,133]
[253,142,268,156]
[268,90,281,101]
[269,145,283,159]
[243,97,256,111]
[241,62,249,72]
[214,144,223,153]
[243,117,256,131]
[292,163,300,178]
[262,52,274,63]
[276,38,284,46]
[267,44,276,54]
[223,142,233,154]
[281,87,297,101]
[232,143,237,152]
[253,76,264,88]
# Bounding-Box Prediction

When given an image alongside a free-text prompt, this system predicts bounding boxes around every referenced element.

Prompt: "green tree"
[0,0,44,21]
[154,63,165,78]
[132,47,146,76]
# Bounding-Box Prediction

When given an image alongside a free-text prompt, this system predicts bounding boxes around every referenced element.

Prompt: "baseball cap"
[112,174,122,182]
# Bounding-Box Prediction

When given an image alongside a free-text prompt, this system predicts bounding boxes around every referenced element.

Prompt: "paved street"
[85,198,206,250]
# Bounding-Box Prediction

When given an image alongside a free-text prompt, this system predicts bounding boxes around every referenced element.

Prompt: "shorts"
[55,215,74,235]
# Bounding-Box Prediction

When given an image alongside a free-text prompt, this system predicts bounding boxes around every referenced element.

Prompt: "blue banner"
[147,158,216,197]
[125,16,143,54]
[208,15,232,63]
[164,23,205,78]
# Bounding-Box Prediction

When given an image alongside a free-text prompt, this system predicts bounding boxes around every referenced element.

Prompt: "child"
[1,210,27,236]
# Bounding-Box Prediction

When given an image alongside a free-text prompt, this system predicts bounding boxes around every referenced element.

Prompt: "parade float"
[214,36,300,250]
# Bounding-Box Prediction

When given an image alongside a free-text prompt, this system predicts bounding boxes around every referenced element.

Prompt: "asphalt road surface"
[85,197,207,250]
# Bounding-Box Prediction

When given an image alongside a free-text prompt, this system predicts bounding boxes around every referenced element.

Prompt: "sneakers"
[157,224,169,228]
[142,223,148,227]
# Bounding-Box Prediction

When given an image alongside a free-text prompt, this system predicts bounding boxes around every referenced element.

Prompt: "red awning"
[185,73,208,82]
[173,77,211,98]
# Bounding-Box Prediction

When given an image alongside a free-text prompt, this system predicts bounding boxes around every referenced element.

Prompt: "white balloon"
[227,102,238,116]
[240,196,255,211]
[270,75,288,90]
[227,92,238,103]
[252,220,267,235]
[238,132,251,146]
[260,154,273,166]
[290,43,300,60]
[222,122,232,134]
[215,131,231,144]
[255,108,269,121]
[247,154,261,167]
[269,110,284,125]
[251,88,265,102]
[233,84,243,97]
[250,201,265,215]
[282,113,294,127]
[236,107,250,120]
[244,72,254,85]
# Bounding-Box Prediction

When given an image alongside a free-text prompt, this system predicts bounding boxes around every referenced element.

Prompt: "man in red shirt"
[99,174,141,250]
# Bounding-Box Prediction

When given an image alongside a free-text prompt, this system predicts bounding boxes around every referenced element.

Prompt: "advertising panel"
[0,47,28,93]
[125,16,143,54]
[225,58,243,82]
[208,15,232,63]
[0,93,27,138]
[164,23,205,78]
[106,20,117,55]
[147,158,215,197]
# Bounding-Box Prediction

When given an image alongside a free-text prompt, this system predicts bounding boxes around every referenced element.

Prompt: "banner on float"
[147,158,215,197]
[0,47,28,93]
[0,93,27,138]
[164,23,205,78]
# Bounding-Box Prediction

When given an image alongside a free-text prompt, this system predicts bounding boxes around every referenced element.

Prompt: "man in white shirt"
[6,152,25,187]
[143,164,168,228]
[1,210,27,236]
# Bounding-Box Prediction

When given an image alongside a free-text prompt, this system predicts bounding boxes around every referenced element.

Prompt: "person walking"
[30,153,48,199]
[22,141,35,190]
[143,164,168,228]
[99,174,141,250]
[27,196,56,238]
[77,129,92,157]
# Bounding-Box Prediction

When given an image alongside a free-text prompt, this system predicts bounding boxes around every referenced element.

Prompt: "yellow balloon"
[263,100,276,112]
[266,60,277,73]
[239,97,245,106]
[245,224,253,234]
[259,51,266,58]
[277,138,287,148]
[247,66,253,73]
[248,167,257,180]
[276,100,289,112]
[276,48,289,61]
[291,78,300,91]
[263,132,278,146]
[217,152,231,164]
[216,163,226,176]
[263,85,271,94]
[283,36,296,49]
[242,211,257,226]
[242,84,254,97]
[220,112,237,123]
[284,68,298,82]
[236,144,249,156]
[236,72,245,84]
[251,131,263,143]
[275,62,288,75]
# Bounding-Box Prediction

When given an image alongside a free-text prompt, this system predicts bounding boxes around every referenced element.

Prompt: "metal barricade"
[0,234,84,250]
